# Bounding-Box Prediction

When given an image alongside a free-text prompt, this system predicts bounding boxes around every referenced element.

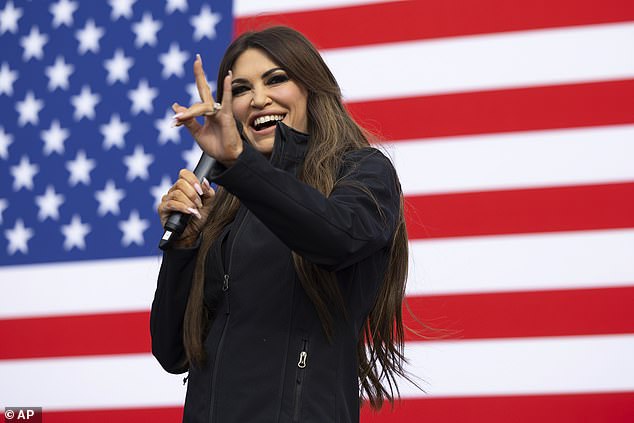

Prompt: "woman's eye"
[231,85,249,96]
[267,74,289,85]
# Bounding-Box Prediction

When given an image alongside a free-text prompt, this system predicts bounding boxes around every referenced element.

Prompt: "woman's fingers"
[201,177,214,198]
[173,102,212,124]
[220,70,232,111]
[178,169,206,201]
[194,54,214,104]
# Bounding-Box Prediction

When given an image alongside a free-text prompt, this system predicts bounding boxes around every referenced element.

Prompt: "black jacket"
[151,123,401,423]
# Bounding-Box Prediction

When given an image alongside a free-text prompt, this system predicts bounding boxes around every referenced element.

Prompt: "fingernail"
[196,53,201,62]
[187,207,202,219]
[202,177,211,190]
[194,183,203,196]
[173,112,183,119]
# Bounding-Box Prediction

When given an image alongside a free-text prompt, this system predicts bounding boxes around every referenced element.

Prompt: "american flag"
[1,0,634,421]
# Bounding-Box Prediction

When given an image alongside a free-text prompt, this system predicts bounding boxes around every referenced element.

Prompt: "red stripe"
[361,392,634,423]
[3,285,634,359]
[349,79,634,141]
[405,182,634,239]
[404,286,634,342]
[41,406,182,423]
[0,311,150,360]
[235,0,634,49]
[37,392,634,422]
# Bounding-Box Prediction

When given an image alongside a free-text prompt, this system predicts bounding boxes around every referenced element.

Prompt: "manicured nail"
[194,183,203,196]
[196,53,201,62]
[202,177,211,190]
[173,112,183,119]
[187,207,202,219]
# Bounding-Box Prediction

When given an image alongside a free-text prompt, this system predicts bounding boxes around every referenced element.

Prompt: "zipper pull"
[297,351,308,368]
[183,375,189,385]
[222,274,229,291]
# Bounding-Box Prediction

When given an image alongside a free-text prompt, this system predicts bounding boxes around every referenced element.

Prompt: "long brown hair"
[183,26,410,410]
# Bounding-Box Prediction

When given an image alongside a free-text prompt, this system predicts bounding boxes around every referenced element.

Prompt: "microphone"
[158,152,216,250]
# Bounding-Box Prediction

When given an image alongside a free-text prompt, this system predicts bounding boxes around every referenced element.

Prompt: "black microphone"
[158,152,216,250]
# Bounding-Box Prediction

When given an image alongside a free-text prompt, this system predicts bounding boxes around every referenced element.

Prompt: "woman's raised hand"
[157,169,215,248]
[172,54,243,167]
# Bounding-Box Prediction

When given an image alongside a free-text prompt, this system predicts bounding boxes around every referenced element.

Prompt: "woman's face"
[230,48,308,155]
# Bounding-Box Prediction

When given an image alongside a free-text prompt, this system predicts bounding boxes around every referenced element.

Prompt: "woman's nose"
[251,87,272,108]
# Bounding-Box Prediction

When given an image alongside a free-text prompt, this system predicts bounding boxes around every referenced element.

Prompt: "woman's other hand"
[157,169,215,248]
[172,54,242,167]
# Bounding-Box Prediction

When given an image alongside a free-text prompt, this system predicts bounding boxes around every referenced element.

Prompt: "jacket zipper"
[208,209,250,423]
[292,338,309,423]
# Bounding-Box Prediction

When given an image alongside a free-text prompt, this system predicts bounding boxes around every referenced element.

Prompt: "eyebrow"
[231,67,285,85]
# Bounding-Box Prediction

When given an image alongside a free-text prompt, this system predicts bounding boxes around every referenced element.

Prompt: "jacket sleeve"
[210,143,401,272]
[150,247,197,374]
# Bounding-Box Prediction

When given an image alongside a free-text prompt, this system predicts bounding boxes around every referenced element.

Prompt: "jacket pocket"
[292,337,309,423]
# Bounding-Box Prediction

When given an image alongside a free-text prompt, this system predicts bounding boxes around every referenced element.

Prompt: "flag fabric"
[2,0,634,422]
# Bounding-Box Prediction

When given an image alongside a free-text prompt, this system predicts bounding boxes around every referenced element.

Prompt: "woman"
[151,26,409,423]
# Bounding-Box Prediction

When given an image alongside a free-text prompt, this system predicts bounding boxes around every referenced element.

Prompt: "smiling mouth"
[251,114,285,131]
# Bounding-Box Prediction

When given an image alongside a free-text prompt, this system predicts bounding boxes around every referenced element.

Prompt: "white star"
[49,0,78,28]
[41,119,69,155]
[100,114,129,150]
[45,56,74,91]
[124,145,153,181]
[104,48,133,84]
[95,179,125,216]
[150,175,173,208]
[166,0,187,14]
[128,79,157,115]
[61,214,91,250]
[66,150,96,186]
[108,0,136,20]
[190,5,221,41]
[0,1,23,35]
[182,142,202,170]
[5,219,34,255]
[0,62,18,96]
[159,42,189,79]
[0,198,8,224]
[119,209,150,246]
[35,185,64,221]
[0,126,13,159]
[20,26,48,61]
[155,109,180,145]
[132,12,161,48]
[71,85,100,120]
[10,156,38,191]
[16,91,44,126]
[186,80,215,105]
[75,19,104,54]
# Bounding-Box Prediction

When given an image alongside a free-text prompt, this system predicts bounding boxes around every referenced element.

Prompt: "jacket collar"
[268,121,309,175]
[235,120,309,175]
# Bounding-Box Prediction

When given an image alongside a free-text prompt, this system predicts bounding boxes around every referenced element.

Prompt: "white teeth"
[253,114,284,127]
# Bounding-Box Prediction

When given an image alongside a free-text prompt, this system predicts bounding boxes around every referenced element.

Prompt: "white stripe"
[0,354,184,410]
[407,229,634,296]
[234,0,398,16]
[380,125,634,196]
[322,22,634,102]
[1,230,632,318]
[399,334,634,398]
[0,256,162,319]
[1,335,632,408]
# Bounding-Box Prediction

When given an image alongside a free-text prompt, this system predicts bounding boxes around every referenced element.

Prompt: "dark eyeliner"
[231,84,249,95]
[267,73,289,85]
